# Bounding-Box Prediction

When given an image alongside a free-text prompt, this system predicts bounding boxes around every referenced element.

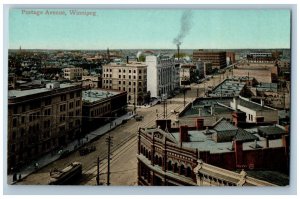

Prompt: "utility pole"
[106,135,113,186]
[96,156,100,185]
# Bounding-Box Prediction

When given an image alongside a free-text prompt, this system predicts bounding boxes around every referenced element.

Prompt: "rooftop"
[8,83,78,98]
[209,79,246,97]
[82,89,122,103]
[238,96,276,111]
[258,125,286,136]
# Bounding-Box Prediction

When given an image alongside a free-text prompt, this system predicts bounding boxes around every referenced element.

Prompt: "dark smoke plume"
[173,10,193,46]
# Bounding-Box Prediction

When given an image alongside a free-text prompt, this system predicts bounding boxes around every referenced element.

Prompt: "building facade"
[145,55,176,98]
[63,67,83,80]
[102,62,147,105]
[82,89,127,132]
[137,119,289,186]
[8,82,82,172]
[193,50,227,70]
[82,75,102,89]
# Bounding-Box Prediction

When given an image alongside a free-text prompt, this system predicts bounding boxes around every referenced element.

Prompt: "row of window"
[140,146,192,178]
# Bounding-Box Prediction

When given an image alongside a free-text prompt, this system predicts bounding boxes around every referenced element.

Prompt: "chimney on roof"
[265,136,269,148]
[179,125,189,147]
[196,118,204,130]
[126,56,129,64]
[234,140,243,167]
[210,105,214,116]
[260,99,264,107]
[233,97,238,110]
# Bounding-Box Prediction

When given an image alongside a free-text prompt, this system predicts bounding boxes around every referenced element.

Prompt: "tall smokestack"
[177,44,180,60]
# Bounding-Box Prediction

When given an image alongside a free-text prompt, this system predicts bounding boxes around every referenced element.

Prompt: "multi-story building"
[82,89,127,132]
[82,75,102,89]
[102,62,147,105]
[145,55,175,98]
[63,67,83,80]
[247,52,275,63]
[232,63,278,83]
[179,64,196,86]
[226,52,236,65]
[137,119,289,186]
[193,50,227,70]
[8,82,82,172]
[230,96,278,124]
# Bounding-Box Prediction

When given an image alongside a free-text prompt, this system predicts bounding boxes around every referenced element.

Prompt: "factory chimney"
[177,43,180,60]
[127,56,129,64]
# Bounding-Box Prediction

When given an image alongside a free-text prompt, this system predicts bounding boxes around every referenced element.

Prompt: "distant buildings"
[232,63,278,83]
[63,67,83,80]
[8,82,82,172]
[82,89,127,132]
[145,55,176,98]
[82,75,102,89]
[193,50,227,70]
[102,61,148,105]
[246,52,275,63]
[179,64,196,87]
[226,52,236,65]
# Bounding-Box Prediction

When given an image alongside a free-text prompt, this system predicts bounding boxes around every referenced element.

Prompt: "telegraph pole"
[96,157,100,185]
[106,135,113,186]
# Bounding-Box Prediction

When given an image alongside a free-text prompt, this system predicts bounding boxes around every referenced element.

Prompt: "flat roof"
[82,89,121,103]
[8,83,77,98]
[210,79,246,97]
[170,125,283,154]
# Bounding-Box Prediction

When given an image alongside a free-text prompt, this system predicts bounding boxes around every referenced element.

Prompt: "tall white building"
[145,55,176,98]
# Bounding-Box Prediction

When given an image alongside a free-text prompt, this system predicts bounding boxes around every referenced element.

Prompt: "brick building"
[137,119,289,186]
[8,82,82,172]
[193,50,227,70]
[232,63,278,83]
[82,89,127,133]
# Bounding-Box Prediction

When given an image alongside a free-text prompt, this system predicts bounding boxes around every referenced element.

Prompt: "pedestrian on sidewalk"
[13,173,17,182]
[18,174,22,181]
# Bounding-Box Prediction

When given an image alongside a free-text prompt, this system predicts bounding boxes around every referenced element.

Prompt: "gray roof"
[258,126,286,136]
[239,98,275,111]
[213,119,238,131]
[8,83,77,98]
[82,89,121,103]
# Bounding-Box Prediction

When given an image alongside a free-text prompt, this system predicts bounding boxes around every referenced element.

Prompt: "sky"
[9,9,291,49]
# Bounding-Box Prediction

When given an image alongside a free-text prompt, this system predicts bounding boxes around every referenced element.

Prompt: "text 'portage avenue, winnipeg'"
[21,9,97,17]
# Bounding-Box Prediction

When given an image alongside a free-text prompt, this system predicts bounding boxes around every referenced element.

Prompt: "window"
[61,95,66,101]
[129,88,131,92]
[76,91,81,97]
[139,76,141,80]
[129,70,131,73]
[139,70,141,74]
[119,81,121,84]
[129,82,131,85]
[60,115,66,122]
[123,81,125,84]
[13,118,17,127]
[134,70,136,73]
[119,75,121,78]
[76,110,80,116]
[123,75,125,78]
[76,100,81,107]
[123,70,125,73]
[44,109,51,116]
[119,69,121,72]
[45,98,52,105]
[133,76,136,79]
[70,92,74,99]
[60,104,66,112]
[129,75,131,79]
[69,102,74,109]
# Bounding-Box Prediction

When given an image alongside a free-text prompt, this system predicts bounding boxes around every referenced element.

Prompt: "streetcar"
[49,162,82,185]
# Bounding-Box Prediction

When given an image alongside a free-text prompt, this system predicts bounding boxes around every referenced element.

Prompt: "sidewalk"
[7,113,135,185]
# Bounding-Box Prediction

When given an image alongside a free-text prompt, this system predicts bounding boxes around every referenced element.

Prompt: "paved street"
[15,67,232,186]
